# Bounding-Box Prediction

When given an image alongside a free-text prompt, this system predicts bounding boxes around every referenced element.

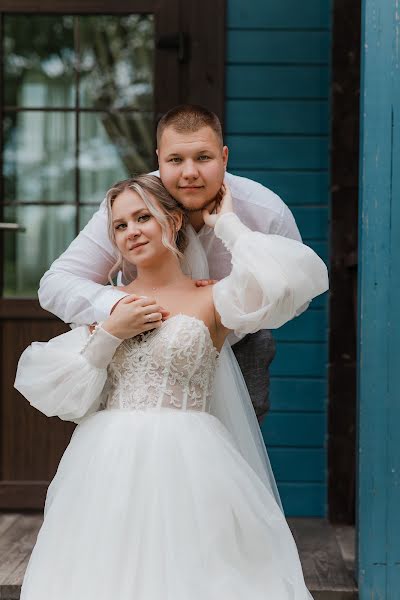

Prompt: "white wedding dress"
[15,213,328,600]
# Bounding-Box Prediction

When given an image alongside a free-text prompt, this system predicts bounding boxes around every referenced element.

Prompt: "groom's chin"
[177,197,214,213]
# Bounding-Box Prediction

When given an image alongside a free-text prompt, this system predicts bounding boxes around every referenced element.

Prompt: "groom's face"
[157,125,228,212]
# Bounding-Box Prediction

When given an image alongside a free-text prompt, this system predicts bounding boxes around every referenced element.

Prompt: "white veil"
[183,226,284,514]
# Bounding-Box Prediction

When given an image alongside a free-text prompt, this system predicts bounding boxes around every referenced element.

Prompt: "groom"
[38,104,304,424]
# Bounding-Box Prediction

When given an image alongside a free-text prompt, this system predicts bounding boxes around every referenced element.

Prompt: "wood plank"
[0,299,60,320]
[270,342,328,377]
[227,31,330,64]
[358,0,400,596]
[229,170,329,205]
[288,518,357,593]
[227,0,331,29]
[269,447,325,482]
[279,484,326,516]
[335,525,356,575]
[226,135,329,170]
[226,65,330,99]
[262,412,326,446]
[291,207,329,240]
[0,0,158,11]
[226,100,329,134]
[270,378,326,412]
[0,483,49,510]
[274,309,327,343]
[0,514,358,597]
[329,0,360,524]
[0,514,42,584]
[179,0,226,123]
[0,514,19,539]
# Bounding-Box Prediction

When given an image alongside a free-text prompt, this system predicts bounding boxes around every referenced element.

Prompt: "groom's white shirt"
[38,171,303,326]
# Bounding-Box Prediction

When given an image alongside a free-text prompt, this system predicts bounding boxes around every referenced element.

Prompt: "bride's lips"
[129,242,148,251]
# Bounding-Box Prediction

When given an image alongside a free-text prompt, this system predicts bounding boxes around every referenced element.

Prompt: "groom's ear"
[222,145,228,168]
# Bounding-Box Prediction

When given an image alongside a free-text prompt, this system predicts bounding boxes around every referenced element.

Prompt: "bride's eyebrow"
[112,209,148,225]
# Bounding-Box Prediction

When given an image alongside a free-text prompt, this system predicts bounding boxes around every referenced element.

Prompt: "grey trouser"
[231,329,276,420]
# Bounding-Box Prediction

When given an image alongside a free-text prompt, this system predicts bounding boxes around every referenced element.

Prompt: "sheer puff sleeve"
[212,212,329,336]
[14,324,123,424]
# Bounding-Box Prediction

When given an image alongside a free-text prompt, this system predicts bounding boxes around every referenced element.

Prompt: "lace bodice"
[105,314,219,413]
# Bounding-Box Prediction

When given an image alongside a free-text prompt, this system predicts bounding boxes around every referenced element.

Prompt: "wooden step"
[0,513,357,599]
[288,517,358,599]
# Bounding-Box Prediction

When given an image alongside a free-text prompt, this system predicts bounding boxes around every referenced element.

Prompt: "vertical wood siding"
[358,0,400,596]
[225,0,332,517]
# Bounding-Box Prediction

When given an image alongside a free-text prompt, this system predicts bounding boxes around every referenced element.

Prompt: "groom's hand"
[195,279,217,287]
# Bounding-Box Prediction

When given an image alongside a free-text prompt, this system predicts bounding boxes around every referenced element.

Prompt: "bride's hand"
[202,180,234,229]
[102,295,169,340]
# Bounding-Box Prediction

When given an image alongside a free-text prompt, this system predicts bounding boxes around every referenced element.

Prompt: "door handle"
[0,222,26,232]
[156,32,188,63]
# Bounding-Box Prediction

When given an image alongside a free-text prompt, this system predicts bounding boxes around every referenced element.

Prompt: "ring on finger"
[145,313,159,323]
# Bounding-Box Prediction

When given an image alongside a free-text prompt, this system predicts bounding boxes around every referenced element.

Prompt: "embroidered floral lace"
[105,315,219,413]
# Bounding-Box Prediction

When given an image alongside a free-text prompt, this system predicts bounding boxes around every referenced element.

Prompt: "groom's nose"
[181,159,199,179]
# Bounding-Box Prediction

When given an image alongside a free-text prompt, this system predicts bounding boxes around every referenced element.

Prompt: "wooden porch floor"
[0,513,357,599]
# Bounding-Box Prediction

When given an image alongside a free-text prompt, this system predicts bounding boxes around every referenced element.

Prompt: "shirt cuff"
[92,286,129,322]
[80,324,123,369]
[214,212,251,251]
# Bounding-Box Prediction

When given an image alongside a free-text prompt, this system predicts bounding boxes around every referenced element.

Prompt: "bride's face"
[112,188,175,268]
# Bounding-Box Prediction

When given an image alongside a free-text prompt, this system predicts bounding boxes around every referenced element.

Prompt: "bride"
[15,174,328,600]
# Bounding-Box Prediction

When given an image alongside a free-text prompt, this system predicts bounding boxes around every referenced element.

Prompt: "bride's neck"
[132,256,189,290]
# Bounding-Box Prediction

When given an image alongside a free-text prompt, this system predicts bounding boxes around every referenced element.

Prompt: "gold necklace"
[136,280,185,294]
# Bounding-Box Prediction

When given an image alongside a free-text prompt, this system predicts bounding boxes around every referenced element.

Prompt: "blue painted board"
[227,31,330,64]
[226,65,330,99]
[270,342,328,377]
[227,0,331,29]
[226,136,329,169]
[290,207,329,239]
[309,294,328,310]
[269,447,325,482]
[278,483,326,517]
[262,412,326,446]
[270,378,327,412]
[358,0,400,595]
[225,0,331,521]
[226,100,329,134]
[274,309,327,342]
[229,170,329,205]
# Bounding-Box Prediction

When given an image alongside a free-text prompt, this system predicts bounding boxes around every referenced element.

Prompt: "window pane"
[79,15,154,111]
[79,111,154,203]
[4,15,75,108]
[79,204,99,230]
[3,205,76,298]
[4,111,75,202]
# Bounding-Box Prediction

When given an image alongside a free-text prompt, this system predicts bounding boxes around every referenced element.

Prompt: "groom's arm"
[38,199,129,325]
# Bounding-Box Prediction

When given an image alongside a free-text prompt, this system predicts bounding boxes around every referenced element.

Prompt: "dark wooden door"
[0,0,225,509]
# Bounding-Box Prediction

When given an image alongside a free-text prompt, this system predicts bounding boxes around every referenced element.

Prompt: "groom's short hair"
[157,104,223,147]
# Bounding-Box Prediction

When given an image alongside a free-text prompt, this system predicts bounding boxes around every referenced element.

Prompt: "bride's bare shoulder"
[192,281,216,315]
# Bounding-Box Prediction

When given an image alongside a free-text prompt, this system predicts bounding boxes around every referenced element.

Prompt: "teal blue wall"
[358,0,400,595]
[225,0,331,517]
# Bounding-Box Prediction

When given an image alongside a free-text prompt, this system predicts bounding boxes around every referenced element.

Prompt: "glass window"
[1,13,155,297]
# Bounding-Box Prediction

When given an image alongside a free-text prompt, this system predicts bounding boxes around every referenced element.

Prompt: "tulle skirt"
[21,407,313,600]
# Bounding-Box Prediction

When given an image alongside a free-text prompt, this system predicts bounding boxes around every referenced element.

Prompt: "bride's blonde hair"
[106,174,189,285]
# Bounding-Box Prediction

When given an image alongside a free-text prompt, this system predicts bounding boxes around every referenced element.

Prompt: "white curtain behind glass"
[13,74,127,296]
